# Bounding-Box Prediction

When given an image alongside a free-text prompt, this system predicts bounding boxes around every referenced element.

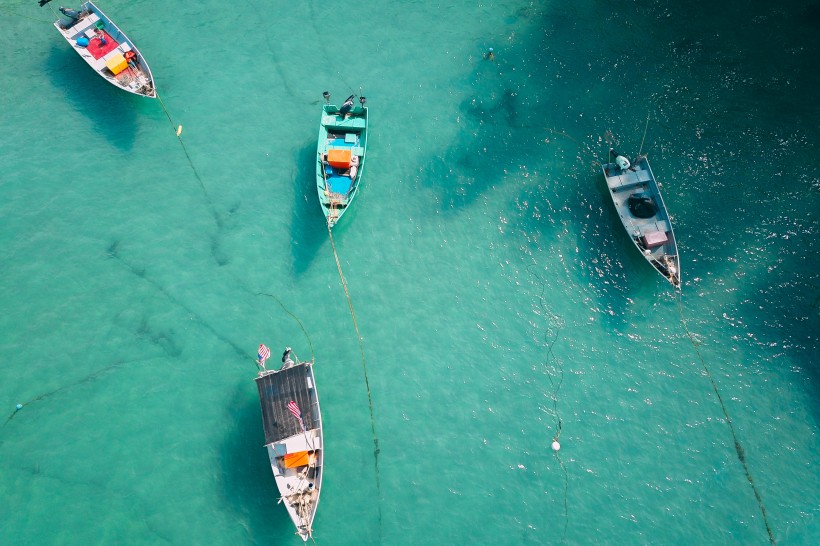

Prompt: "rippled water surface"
[1,1,818,544]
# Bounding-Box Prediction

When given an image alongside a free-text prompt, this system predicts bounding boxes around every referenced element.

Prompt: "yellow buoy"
[176,125,183,136]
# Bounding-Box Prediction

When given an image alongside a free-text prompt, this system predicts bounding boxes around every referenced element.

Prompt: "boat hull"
[315,103,368,228]
[602,155,681,288]
[255,357,323,541]
[53,1,156,98]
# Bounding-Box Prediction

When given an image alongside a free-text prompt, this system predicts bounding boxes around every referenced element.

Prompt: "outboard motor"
[339,95,355,116]
[615,155,631,170]
[282,347,294,367]
[610,148,631,171]
[627,192,657,218]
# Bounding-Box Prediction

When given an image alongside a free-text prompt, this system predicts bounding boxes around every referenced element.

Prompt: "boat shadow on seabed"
[219,383,295,539]
[44,43,140,152]
[290,139,330,277]
[575,172,660,324]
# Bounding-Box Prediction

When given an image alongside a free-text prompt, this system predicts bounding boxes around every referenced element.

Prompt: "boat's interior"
[275,449,321,496]
[56,10,150,94]
[268,431,322,535]
[604,159,679,285]
[606,165,671,242]
[269,430,322,490]
[321,131,363,196]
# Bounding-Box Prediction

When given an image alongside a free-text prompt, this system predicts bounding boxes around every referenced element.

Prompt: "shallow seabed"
[1,0,818,544]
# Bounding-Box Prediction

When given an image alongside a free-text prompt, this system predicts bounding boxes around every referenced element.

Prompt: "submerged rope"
[528,264,568,540]
[257,292,315,363]
[2,356,162,429]
[3,371,109,428]
[155,92,221,227]
[677,292,775,545]
[325,223,382,525]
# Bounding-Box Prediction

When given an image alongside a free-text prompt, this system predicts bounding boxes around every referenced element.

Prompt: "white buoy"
[15,404,23,411]
[551,440,561,452]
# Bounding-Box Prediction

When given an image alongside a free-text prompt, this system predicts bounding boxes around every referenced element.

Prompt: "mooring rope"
[676,292,775,545]
[2,356,163,429]
[325,222,382,528]
[3,368,110,427]
[638,113,651,158]
[527,264,569,540]
[257,292,315,363]
[155,92,221,227]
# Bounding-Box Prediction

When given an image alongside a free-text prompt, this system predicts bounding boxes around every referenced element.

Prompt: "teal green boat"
[316,94,368,228]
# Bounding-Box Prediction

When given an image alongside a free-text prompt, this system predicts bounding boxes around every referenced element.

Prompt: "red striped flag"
[288,400,305,431]
[257,344,271,364]
[287,400,301,419]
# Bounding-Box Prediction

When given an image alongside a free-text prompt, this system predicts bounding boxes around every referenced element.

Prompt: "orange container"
[284,451,310,469]
[327,149,351,168]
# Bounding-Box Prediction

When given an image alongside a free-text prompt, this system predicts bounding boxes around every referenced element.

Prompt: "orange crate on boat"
[327,149,351,169]
[284,451,310,468]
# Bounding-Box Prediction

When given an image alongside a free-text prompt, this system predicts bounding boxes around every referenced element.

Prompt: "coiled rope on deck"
[326,223,382,526]
[677,292,775,545]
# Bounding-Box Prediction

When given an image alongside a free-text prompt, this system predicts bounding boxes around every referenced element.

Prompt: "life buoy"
[124,51,136,61]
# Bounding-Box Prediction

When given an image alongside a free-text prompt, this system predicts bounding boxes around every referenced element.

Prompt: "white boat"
[47,1,156,97]
[602,150,681,288]
[255,347,323,541]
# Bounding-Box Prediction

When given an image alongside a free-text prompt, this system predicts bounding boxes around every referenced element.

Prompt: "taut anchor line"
[326,222,383,537]
[155,93,221,228]
[677,292,776,545]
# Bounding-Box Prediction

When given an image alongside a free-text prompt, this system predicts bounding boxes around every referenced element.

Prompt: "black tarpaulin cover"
[255,363,316,445]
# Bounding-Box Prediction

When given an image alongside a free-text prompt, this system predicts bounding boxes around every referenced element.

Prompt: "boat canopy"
[255,364,317,444]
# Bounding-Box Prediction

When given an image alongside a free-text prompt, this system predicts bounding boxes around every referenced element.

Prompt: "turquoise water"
[1,0,818,544]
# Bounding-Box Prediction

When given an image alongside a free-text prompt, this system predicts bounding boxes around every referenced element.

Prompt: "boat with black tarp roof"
[254,345,323,542]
